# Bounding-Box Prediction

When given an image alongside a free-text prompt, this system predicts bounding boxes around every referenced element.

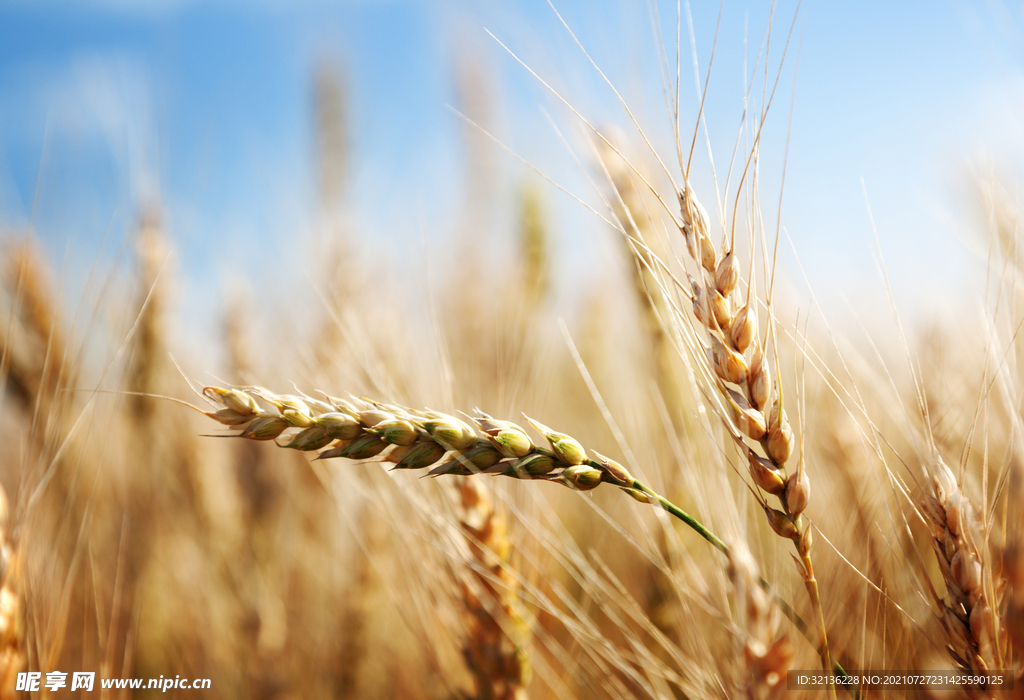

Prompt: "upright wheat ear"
[677,179,833,696]
[921,460,1004,692]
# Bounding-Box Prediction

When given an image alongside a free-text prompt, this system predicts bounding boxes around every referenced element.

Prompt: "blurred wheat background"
[1,1,1024,698]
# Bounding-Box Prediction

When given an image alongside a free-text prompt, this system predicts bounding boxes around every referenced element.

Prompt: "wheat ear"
[598,143,686,436]
[677,179,833,696]
[197,385,727,550]
[921,459,1003,694]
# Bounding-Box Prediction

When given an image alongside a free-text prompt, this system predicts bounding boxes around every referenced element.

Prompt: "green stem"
[629,479,728,554]
[627,477,858,700]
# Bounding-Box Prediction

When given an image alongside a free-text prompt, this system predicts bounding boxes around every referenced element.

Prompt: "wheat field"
[0,3,1021,699]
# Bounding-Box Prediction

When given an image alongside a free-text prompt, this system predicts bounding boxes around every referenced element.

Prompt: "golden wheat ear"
[920,459,1003,682]
[675,168,832,693]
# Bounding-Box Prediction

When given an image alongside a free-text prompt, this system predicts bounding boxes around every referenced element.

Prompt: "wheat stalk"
[0,242,70,416]
[127,207,169,423]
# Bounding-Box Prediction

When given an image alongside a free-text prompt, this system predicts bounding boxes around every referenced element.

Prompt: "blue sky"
[2,0,1024,350]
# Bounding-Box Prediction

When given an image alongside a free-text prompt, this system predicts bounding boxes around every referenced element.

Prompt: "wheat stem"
[625,479,726,554]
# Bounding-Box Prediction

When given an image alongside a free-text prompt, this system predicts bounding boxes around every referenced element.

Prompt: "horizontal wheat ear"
[198,385,639,491]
